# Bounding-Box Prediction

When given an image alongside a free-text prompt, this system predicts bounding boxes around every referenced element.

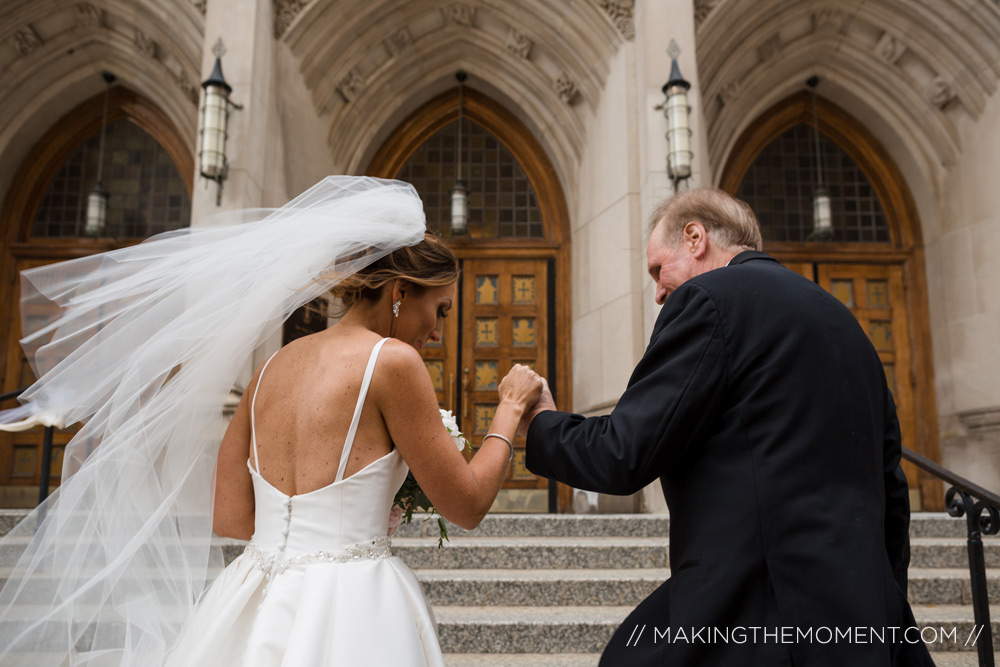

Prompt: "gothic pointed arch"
[0,86,193,501]
[699,0,1000,187]
[367,87,572,510]
[1,86,194,247]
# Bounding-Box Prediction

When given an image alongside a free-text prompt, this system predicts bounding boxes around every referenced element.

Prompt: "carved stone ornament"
[336,68,365,104]
[694,0,719,28]
[757,34,781,63]
[555,72,578,105]
[719,80,742,107]
[813,8,846,34]
[505,26,532,59]
[177,73,200,106]
[927,77,955,108]
[385,28,412,57]
[134,29,157,59]
[13,25,43,57]
[274,0,309,39]
[191,0,207,15]
[599,0,635,41]
[874,32,904,64]
[446,4,475,26]
[76,3,102,28]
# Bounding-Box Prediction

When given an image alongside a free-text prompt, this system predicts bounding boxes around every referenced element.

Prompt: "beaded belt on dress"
[244,537,392,578]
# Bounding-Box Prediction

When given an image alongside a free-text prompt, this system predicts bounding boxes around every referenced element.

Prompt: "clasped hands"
[498,364,557,437]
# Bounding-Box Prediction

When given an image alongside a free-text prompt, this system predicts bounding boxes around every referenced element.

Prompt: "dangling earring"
[392,300,401,318]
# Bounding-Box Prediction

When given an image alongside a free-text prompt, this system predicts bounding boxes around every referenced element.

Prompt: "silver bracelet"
[483,433,514,460]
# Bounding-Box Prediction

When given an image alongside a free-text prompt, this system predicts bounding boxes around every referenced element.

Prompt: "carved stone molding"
[505,26,532,59]
[757,34,781,63]
[336,68,365,103]
[13,25,43,57]
[76,3,102,28]
[813,8,846,34]
[385,27,412,57]
[191,0,207,15]
[274,0,309,39]
[694,0,719,28]
[927,76,955,108]
[445,4,475,27]
[555,72,578,105]
[598,0,635,41]
[134,28,157,59]
[874,32,905,64]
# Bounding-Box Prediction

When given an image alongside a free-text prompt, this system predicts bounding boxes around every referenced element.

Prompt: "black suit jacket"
[527,252,932,666]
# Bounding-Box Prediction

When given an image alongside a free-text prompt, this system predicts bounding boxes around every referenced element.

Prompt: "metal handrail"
[0,385,55,505]
[0,385,30,403]
[903,446,999,666]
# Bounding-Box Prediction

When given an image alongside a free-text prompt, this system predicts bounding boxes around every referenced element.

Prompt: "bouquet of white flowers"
[390,409,473,547]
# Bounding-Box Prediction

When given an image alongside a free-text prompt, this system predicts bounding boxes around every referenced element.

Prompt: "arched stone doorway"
[0,87,193,507]
[720,92,942,511]
[368,88,572,512]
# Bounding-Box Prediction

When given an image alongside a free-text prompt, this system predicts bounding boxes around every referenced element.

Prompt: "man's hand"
[518,378,556,437]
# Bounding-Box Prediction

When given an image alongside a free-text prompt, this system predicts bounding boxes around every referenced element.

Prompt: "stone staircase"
[2,510,1000,665]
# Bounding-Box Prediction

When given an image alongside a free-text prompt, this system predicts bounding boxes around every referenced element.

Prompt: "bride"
[0,177,542,666]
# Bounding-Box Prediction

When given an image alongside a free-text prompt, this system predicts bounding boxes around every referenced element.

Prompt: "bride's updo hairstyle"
[331,232,458,312]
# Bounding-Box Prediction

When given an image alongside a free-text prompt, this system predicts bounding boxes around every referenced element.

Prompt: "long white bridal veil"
[0,176,426,665]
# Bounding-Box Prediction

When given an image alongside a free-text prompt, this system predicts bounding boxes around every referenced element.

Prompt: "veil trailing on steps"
[0,176,426,665]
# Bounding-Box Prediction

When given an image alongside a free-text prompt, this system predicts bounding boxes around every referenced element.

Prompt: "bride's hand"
[498,364,543,415]
[518,378,556,437]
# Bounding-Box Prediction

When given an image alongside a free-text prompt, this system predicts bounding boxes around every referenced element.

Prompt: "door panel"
[1,259,78,505]
[461,259,549,494]
[419,256,552,511]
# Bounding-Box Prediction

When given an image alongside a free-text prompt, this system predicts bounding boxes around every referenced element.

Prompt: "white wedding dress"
[166,338,444,666]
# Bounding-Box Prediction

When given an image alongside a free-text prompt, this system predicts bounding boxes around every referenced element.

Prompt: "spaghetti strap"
[250,351,280,474]
[335,338,390,482]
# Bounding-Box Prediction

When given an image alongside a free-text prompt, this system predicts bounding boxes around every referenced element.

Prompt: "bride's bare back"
[213,268,543,541]
[250,328,393,495]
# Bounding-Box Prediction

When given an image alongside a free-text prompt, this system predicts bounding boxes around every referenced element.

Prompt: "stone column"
[632,0,709,514]
[191,0,281,221]
[191,0,283,394]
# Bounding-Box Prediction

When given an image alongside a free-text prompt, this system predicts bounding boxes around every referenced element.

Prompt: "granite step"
[216,536,671,571]
[910,538,1000,569]
[5,534,992,571]
[909,568,1000,605]
[1,510,997,662]
[444,654,602,666]
[5,650,997,666]
[0,603,990,655]
[910,513,972,539]
[0,510,974,540]
[0,657,606,667]
[435,605,630,653]
[418,568,669,606]
[5,566,1000,608]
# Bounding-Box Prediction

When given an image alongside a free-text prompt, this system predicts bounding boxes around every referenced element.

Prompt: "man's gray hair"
[647,188,763,252]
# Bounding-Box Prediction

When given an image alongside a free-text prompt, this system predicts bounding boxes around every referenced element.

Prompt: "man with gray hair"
[525,188,931,665]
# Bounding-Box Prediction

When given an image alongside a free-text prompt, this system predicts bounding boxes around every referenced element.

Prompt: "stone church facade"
[0,0,998,513]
